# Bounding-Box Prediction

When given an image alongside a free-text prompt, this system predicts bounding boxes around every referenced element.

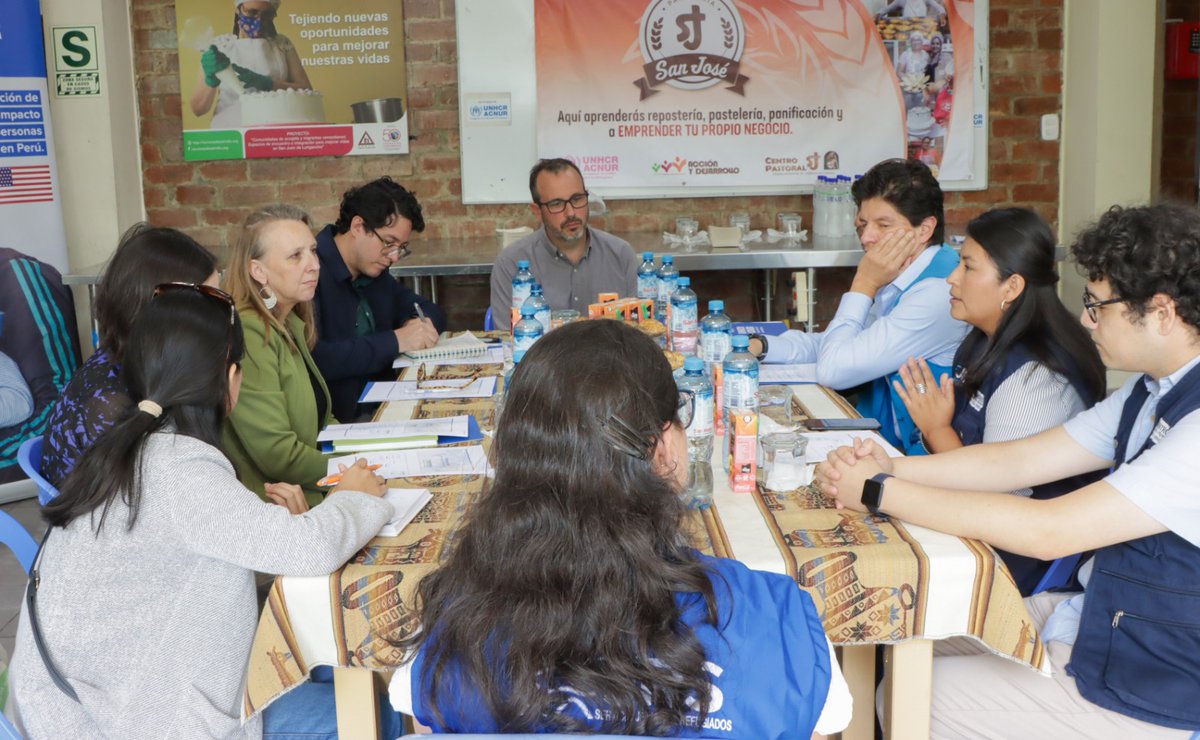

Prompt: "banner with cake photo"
[534,0,976,188]
[176,0,409,161]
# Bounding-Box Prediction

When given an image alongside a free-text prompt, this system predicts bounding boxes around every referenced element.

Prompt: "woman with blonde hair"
[223,203,333,509]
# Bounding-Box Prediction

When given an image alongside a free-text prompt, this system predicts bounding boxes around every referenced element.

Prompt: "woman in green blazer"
[223,204,332,509]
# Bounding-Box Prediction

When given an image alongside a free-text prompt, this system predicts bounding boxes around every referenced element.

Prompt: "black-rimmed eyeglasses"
[371,229,412,260]
[1082,289,1125,323]
[536,192,589,214]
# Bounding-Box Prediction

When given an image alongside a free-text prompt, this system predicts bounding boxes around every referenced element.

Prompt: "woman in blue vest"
[893,207,1106,593]
[388,319,851,738]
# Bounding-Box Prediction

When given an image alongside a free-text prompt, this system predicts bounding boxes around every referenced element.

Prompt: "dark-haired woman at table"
[42,224,218,486]
[9,287,391,738]
[389,319,852,738]
[895,207,1106,593]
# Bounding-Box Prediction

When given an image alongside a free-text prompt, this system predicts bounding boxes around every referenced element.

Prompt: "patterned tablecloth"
[243,377,1045,719]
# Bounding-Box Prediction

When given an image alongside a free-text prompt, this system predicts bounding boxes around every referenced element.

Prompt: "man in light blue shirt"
[814,203,1200,738]
[0,350,33,427]
[749,159,968,453]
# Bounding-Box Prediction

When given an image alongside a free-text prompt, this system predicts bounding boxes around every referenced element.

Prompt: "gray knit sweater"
[9,432,393,739]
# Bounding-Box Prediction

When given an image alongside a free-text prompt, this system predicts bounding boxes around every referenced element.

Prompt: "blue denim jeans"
[262,666,404,740]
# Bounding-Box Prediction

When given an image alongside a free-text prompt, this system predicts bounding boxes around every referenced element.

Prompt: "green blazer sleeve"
[223,311,333,506]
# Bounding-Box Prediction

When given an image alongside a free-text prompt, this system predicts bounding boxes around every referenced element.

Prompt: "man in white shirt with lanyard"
[815,203,1200,737]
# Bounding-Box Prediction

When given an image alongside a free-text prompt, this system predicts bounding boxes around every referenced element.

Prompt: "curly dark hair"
[332,177,425,236]
[1071,203,1200,330]
[404,319,719,735]
[851,158,945,245]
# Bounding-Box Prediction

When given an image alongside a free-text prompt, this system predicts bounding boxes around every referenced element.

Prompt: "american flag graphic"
[0,164,54,205]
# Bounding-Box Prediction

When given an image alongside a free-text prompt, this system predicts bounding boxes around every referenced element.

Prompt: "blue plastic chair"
[0,710,22,739]
[1030,552,1082,595]
[0,509,36,574]
[484,306,495,331]
[17,436,59,505]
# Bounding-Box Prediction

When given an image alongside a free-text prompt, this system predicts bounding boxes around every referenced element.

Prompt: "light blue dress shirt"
[763,245,968,390]
[0,350,33,427]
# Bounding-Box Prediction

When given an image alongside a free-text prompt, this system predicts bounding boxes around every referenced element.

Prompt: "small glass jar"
[676,216,699,243]
[729,213,751,235]
[778,213,803,236]
[757,432,809,492]
[550,309,581,330]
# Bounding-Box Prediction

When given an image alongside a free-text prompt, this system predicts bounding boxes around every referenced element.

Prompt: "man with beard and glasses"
[489,158,638,330]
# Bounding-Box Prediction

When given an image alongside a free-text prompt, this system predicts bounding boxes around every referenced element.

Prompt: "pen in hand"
[413,302,429,324]
[317,463,383,488]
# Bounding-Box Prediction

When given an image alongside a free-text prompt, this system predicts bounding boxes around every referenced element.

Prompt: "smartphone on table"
[802,417,882,432]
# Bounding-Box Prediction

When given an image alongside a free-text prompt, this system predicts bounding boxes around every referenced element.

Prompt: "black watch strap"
[750,333,768,361]
[861,473,893,516]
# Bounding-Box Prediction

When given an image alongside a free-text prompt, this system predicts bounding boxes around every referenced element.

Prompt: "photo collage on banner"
[535,0,975,189]
[175,0,409,161]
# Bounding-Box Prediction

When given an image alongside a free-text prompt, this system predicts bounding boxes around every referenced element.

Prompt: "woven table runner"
[751,385,1045,669]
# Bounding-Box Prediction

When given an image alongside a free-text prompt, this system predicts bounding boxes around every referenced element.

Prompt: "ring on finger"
[915,383,927,394]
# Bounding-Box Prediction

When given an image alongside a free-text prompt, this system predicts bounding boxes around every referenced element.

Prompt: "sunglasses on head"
[153,282,236,326]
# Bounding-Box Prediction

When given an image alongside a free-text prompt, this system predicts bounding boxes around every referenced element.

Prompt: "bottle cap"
[731,334,750,349]
[678,277,690,287]
[662,255,674,263]
[531,283,543,294]
[642,251,654,260]
[517,259,530,269]
[684,356,704,372]
[709,299,723,312]
[520,305,536,316]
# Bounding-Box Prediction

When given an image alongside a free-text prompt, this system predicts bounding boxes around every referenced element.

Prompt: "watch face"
[861,476,885,513]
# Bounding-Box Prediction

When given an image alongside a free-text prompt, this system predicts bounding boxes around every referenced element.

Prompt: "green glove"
[232,63,274,92]
[200,46,230,88]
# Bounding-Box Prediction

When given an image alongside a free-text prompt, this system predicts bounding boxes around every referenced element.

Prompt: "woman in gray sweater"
[9,285,393,739]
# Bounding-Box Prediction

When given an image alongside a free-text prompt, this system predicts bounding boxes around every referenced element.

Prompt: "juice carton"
[712,362,726,437]
[728,409,758,493]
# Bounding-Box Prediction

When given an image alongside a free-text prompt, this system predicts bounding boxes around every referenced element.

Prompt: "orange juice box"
[712,363,726,436]
[728,409,758,493]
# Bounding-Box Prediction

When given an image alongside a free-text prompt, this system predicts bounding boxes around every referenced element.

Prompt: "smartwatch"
[749,333,768,361]
[861,473,892,516]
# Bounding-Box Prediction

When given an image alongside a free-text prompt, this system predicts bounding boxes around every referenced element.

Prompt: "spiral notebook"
[402,331,488,361]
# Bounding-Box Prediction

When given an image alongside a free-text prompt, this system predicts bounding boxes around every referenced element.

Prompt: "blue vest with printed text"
[410,555,832,739]
[856,244,959,455]
[951,341,1103,594]
[1067,363,1200,730]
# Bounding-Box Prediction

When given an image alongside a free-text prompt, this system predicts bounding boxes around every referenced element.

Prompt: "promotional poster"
[176,0,409,160]
[535,0,975,188]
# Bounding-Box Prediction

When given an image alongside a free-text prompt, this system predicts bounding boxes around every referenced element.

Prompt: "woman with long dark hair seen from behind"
[894,207,1106,593]
[9,287,391,738]
[389,319,851,738]
[223,204,333,510]
[41,223,218,486]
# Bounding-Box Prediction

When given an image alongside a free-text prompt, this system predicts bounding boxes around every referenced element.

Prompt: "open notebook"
[402,331,488,361]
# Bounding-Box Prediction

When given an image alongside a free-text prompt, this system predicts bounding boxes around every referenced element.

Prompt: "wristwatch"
[749,333,768,361]
[861,473,893,516]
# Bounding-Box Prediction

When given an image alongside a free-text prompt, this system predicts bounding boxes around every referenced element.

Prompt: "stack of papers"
[327,445,490,479]
[402,331,488,361]
[393,347,505,369]
[359,376,498,403]
[801,431,903,463]
[379,488,434,537]
[318,416,484,453]
[759,363,817,384]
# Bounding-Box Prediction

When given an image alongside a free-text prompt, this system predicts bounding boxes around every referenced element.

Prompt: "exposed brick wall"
[1162,2,1199,204]
[134,0,1063,330]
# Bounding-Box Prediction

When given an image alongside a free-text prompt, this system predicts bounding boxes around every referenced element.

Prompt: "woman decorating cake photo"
[188,0,319,129]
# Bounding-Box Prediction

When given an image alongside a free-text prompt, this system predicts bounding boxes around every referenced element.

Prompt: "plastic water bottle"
[722,335,760,471]
[669,276,698,354]
[655,254,678,323]
[511,259,535,312]
[699,300,732,364]
[813,176,828,237]
[637,252,657,301]
[523,283,551,335]
[838,175,856,237]
[677,356,714,508]
[512,304,543,364]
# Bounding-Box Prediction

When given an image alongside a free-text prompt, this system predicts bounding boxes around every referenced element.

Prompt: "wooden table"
[243,375,1047,740]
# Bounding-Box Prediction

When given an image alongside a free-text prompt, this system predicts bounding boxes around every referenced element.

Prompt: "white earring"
[1000,298,1009,311]
[259,283,277,310]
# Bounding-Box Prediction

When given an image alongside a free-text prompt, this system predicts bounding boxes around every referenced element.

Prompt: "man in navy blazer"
[312,178,446,422]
